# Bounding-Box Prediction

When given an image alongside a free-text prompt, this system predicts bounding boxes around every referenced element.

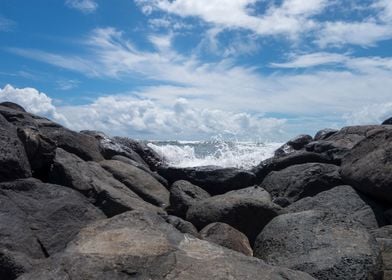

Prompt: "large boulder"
[100,160,170,207]
[286,185,380,229]
[274,134,313,157]
[0,114,31,181]
[158,166,256,195]
[48,148,160,217]
[371,226,392,279]
[314,128,338,141]
[254,210,382,280]
[163,215,200,237]
[169,180,211,217]
[341,128,392,204]
[0,102,26,112]
[186,186,281,245]
[382,117,392,125]
[17,210,315,280]
[260,163,342,205]
[0,178,104,278]
[200,222,253,256]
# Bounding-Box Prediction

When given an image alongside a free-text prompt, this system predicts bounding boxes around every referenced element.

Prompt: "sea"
[145,138,282,170]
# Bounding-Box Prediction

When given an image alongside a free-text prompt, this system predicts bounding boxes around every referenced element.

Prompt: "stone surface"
[200,222,253,256]
[163,215,200,237]
[159,166,256,195]
[49,148,161,217]
[274,134,313,157]
[0,114,31,182]
[286,185,379,229]
[186,187,281,245]
[100,160,170,207]
[341,128,392,203]
[254,210,382,280]
[0,102,26,112]
[314,128,338,141]
[169,180,211,217]
[382,117,392,125]
[17,210,315,280]
[260,163,342,204]
[371,226,392,280]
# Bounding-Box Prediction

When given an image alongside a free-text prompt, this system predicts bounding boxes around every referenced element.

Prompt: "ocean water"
[147,139,282,170]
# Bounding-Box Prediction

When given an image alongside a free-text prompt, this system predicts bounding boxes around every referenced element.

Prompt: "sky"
[0,0,392,141]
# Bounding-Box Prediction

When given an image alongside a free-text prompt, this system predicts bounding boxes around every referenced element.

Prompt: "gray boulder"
[314,128,338,141]
[286,185,379,229]
[186,186,281,245]
[49,148,161,217]
[274,134,313,157]
[370,226,392,279]
[163,215,200,237]
[200,222,253,256]
[260,163,342,204]
[17,210,315,280]
[100,160,170,207]
[254,210,382,280]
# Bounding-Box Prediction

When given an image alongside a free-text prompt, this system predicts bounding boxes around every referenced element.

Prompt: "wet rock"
[260,163,342,204]
[254,210,382,280]
[200,222,253,256]
[274,134,313,157]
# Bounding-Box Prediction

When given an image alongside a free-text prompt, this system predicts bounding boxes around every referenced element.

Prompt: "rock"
[260,163,343,204]
[100,160,170,207]
[272,197,291,207]
[17,210,315,280]
[314,128,338,141]
[0,249,40,280]
[252,151,334,182]
[341,128,392,204]
[169,180,211,218]
[286,185,379,229]
[200,222,253,256]
[0,114,31,182]
[274,134,313,157]
[0,102,26,112]
[17,127,56,178]
[48,148,161,217]
[158,166,256,195]
[163,215,200,237]
[382,117,392,125]
[114,137,164,170]
[254,210,382,280]
[370,226,392,279]
[385,209,392,225]
[0,178,104,260]
[186,187,281,245]
[112,155,168,187]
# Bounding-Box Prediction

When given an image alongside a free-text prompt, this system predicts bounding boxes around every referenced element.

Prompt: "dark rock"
[0,178,104,260]
[158,166,256,195]
[254,210,382,280]
[48,148,161,217]
[274,134,313,157]
[0,102,26,112]
[314,128,338,140]
[0,249,40,280]
[17,210,315,280]
[252,151,334,182]
[273,197,291,207]
[385,209,392,225]
[286,185,379,229]
[114,137,164,170]
[163,215,200,237]
[186,187,281,245]
[260,163,343,204]
[0,114,31,182]
[382,117,392,125]
[100,160,170,207]
[112,155,168,187]
[370,226,392,279]
[340,128,392,204]
[169,180,211,218]
[200,222,253,256]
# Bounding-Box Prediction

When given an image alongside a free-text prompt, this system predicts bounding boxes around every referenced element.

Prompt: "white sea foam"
[147,139,282,169]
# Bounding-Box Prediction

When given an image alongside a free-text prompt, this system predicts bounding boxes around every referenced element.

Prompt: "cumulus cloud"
[343,103,392,125]
[65,0,98,14]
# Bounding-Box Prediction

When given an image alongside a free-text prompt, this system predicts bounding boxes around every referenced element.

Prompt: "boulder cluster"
[0,101,391,280]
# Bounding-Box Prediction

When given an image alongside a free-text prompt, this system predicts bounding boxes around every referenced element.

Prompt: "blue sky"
[0,0,392,141]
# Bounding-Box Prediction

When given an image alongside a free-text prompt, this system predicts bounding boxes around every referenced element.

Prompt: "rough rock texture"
[252,151,334,182]
[100,160,170,207]
[200,222,253,256]
[274,134,313,157]
[0,178,104,270]
[341,128,392,203]
[49,148,160,217]
[17,211,315,280]
[314,128,338,141]
[286,185,379,229]
[0,102,26,112]
[163,215,200,237]
[0,249,40,280]
[158,166,256,195]
[186,187,281,245]
[169,180,211,217]
[0,114,31,182]
[260,163,342,204]
[254,210,382,280]
[370,226,392,280]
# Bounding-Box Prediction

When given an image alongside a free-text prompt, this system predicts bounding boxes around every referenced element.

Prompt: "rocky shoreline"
[0,101,391,279]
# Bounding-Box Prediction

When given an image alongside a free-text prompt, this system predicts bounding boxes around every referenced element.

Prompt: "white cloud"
[343,102,392,125]
[0,16,16,31]
[65,0,98,14]
[56,79,80,90]
[271,52,348,68]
